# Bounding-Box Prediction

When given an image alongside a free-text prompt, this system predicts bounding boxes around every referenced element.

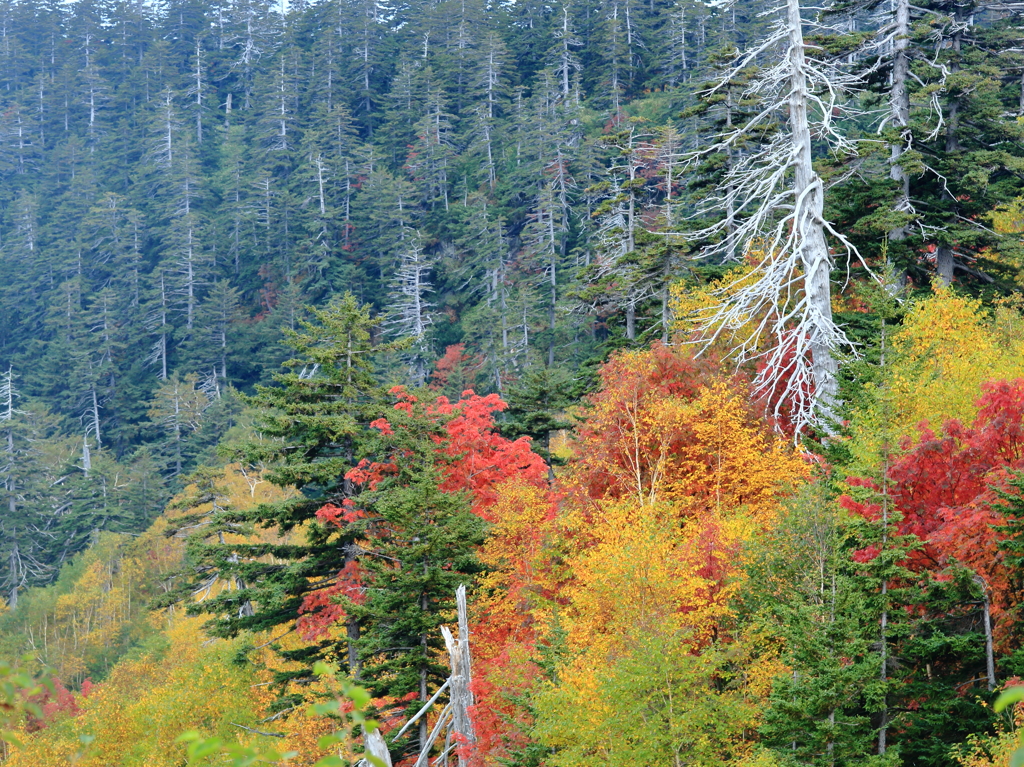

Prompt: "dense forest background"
[0,0,784,595]
[2,0,1024,593]
[5,0,1024,762]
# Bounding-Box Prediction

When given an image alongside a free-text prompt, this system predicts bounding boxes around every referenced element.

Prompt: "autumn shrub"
[2,614,263,767]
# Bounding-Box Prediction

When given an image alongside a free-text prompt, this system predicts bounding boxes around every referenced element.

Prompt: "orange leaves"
[315,500,366,528]
[345,458,399,490]
[476,480,561,611]
[507,344,803,649]
[670,382,806,524]
[470,480,563,764]
[564,343,806,522]
[428,343,483,397]
[564,343,718,507]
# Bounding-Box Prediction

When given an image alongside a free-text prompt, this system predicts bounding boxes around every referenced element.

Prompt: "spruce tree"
[345,393,486,759]
[744,484,895,767]
[167,294,393,674]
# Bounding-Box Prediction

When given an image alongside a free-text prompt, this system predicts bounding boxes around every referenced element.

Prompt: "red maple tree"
[842,378,1024,630]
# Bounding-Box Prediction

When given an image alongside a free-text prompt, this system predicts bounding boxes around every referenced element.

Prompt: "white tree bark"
[786,0,840,413]
[554,6,581,97]
[442,585,477,763]
[973,574,997,692]
[387,236,434,385]
[674,0,865,429]
[887,0,911,242]
[362,730,393,767]
[401,586,477,767]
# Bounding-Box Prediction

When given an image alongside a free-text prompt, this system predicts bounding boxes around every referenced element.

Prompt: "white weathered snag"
[675,0,867,429]
[391,585,477,767]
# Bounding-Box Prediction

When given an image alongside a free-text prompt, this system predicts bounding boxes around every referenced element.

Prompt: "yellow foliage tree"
[848,286,1024,467]
[0,463,292,689]
[2,614,264,767]
[0,461,359,767]
[670,263,763,356]
[952,704,1023,767]
[0,530,183,687]
[533,502,761,767]
[561,502,721,653]
[562,345,806,519]
[987,198,1024,286]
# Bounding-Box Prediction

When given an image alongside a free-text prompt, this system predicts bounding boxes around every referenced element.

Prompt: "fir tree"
[166,294,394,677]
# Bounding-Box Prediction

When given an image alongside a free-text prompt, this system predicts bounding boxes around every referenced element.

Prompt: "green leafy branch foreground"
[0,659,49,749]
[995,688,1024,767]
[1,661,384,767]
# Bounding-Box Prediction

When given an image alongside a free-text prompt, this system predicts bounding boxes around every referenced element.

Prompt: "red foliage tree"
[427,390,548,514]
[841,378,1024,627]
[25,677,93,732]
[296,387,548,640]
[465,480,562,766]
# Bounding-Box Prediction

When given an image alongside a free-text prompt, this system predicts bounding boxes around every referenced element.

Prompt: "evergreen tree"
[345,393,486,759]
[167,295,393,674]
[500,366,575,475]
[746,485,893,767]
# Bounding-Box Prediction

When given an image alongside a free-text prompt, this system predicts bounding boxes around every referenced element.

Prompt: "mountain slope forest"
[5,0,1024,762]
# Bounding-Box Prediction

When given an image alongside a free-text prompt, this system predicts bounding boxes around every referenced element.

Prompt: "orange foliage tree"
[469,480,563,764]
[472,344,806,766]
[559,342,806,638]
[562,343,804,518]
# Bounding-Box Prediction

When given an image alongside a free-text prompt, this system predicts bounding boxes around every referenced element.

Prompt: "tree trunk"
[8,542,19,610]
[443,585,476,766]
[878,583,888,755]
[936,243,954,286]
[419,583,429,752]
[1019,69,1024,117]
[888,0,911,242]
[945,23,963,154]
[346,547,361,678]
[879,416,891,756]
[975,575,996,691]
[787,0,839,412]
[661,274,671,344]
[548,252,557,367]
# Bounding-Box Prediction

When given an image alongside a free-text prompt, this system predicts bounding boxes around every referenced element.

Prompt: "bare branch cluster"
[673,0,873,430]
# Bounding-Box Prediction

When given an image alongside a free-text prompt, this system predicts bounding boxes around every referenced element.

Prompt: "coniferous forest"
[4,0,1024,762]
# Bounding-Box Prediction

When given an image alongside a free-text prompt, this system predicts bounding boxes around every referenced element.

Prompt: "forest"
[2,0,1024,761]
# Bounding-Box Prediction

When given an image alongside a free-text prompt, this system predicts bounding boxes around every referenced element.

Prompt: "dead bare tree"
[675,0,868,430]
[386,234,434,386]
[385,585,476,767]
